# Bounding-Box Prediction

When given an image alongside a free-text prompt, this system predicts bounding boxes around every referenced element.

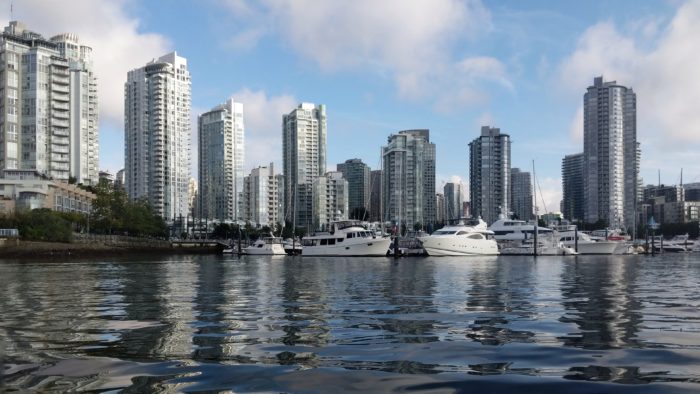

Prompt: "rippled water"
[1,254,700,392]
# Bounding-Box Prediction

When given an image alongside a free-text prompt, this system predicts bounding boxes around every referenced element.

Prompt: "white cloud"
[230,89,297,172]
[2,0,172,127]
[557,1,700,180]
[220,0,510,112]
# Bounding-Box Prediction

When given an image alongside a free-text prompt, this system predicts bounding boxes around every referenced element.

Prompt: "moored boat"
[244,236,286,255]
[418,218,498,256]
[301,220,391,256]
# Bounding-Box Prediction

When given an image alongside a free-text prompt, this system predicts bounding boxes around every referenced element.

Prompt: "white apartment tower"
[0,22,98,184]
[283,102,327,230]
[125,52,191,220]
[242,162,283,227]
[469,126,511,225]
[312,171,348,231]
[382,129,436,229]
[583,76,638,229]
[198,99,245,221]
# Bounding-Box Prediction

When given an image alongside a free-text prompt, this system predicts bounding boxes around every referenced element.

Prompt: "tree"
[89,181,166,237]
[16,209,72,242]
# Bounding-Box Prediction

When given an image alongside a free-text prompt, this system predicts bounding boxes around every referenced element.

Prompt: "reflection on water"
[2,254,700,392]
[558,256,643,350]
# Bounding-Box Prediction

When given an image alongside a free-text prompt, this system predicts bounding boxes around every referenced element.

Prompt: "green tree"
[17,209,72,242]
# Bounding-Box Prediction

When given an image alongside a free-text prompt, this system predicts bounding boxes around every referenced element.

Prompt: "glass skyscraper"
[198,99,245,221]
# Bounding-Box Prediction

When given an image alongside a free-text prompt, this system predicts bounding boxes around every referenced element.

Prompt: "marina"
[2,253,700,392]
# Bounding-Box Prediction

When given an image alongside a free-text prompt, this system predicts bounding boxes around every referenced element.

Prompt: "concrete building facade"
[0,22,98,184]
[312,171,348,231]
[381,129,436,229]
[510,168,533,221]
[198,99,244,221]
[337,158,370,219]
[282,103,326,231]
[125,52,191,220]
[583,76,639,229]
[469,126,511,224]
[242,163,284,228]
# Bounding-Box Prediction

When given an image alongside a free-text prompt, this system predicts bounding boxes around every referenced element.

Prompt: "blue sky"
[5,0,700,211]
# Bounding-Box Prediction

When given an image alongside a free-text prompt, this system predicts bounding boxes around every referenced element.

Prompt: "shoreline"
[0,240,222,258]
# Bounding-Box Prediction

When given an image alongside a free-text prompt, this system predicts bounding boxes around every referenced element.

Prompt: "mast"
[532,159,538,257]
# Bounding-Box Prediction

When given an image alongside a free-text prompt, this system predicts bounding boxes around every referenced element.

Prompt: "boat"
[398,229,428,256]
[282,238,303,255]
[500,239,577,256]
[243,236,286,255]
[556,230,619,255]
[488,216,553,241]
[300,220,392,256]
[418,218,499,256]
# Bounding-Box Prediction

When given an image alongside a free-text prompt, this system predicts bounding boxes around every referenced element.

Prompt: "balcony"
[52,101,69,111]
[52,119,69,128]
[51,75,70,84]
[53,92,69,102]
[52,83,69,94]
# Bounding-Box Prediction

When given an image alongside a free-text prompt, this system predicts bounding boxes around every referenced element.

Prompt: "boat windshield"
[433,230,457,235]
[334,221,366,230]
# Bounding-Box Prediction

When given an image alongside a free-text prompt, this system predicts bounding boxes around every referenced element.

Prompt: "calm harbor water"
[1,254,700,393]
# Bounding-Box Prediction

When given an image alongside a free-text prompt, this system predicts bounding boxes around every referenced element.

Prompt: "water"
[1,254,700,393]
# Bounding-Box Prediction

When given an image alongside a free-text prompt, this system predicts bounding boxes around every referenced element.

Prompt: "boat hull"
[421,238,499,256]
[301,238,391,256]
[566,241,619,255]
[244,245,287,255]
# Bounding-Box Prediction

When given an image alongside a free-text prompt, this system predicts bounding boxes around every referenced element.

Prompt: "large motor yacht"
[301,221,392,256]
[488,217,553,241]
[418,218,499,256]
[244,236,287,255]
[556,229,619,255]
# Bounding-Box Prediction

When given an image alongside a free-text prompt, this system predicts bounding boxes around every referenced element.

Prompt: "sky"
[3,0,700,213]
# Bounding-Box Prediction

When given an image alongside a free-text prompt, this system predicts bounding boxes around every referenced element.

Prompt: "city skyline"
[3,1,700,213]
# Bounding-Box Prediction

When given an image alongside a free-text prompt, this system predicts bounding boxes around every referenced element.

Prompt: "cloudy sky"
[4,0,699,212]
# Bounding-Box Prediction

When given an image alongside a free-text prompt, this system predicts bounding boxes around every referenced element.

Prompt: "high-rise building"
[282,103,327,230]
[125,52,191,220]
[443,182,462,220]
[469,126,511,224]
[583,76,638,229]
[312,171,348,231]
[0,22,98,184]
[114,169,125,190]
[382,129,436,229]
[198,99,245,221]
[510,168,533,221]
[561,153,584,222]
[436,193,445,225]
[337,158,370,219]
[242,163,283,228]
[369,170,382,222]
[187,177,197,217]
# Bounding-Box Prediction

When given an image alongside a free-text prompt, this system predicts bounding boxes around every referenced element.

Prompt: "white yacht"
[556,230,619,255]
[488,217,553,241]
[418,218,498,256]
[244,236,287,255]
[301,221,392,256]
